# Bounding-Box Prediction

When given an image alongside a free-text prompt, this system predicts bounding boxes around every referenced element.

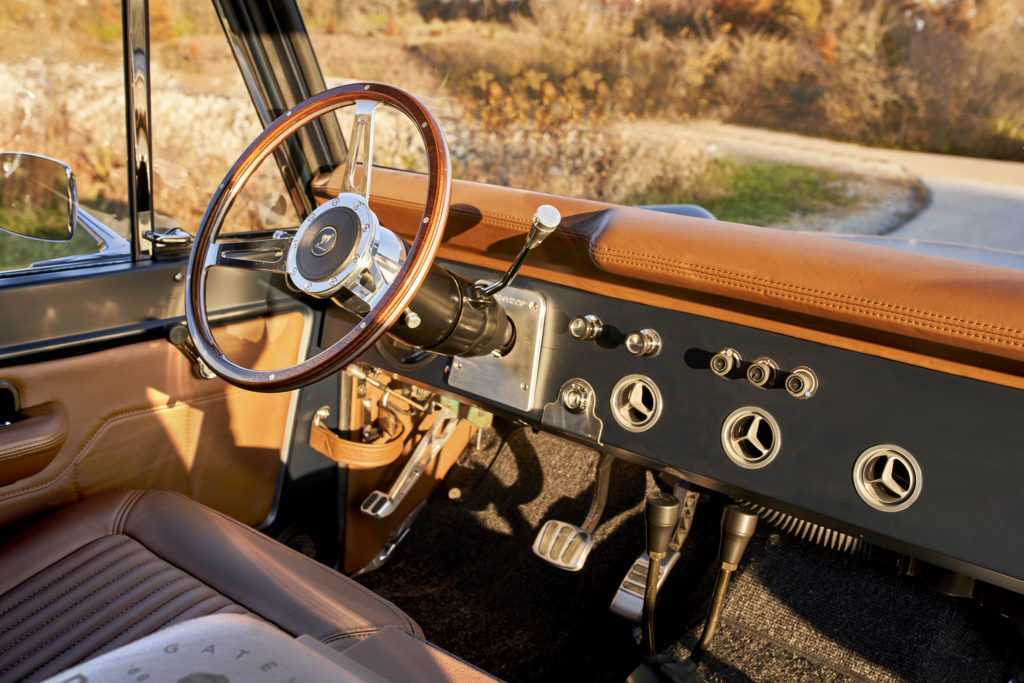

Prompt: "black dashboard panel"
[362,263,1024,593]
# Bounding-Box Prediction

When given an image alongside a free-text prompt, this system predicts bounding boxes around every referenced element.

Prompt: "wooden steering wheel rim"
[185,82,451,392]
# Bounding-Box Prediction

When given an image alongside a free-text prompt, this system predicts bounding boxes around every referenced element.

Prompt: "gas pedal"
[532,520,593,571]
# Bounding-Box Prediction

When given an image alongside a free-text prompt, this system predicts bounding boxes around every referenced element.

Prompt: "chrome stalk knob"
[472,204,562,301]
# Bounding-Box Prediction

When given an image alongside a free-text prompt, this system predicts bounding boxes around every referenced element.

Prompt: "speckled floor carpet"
[355,421,1021,682]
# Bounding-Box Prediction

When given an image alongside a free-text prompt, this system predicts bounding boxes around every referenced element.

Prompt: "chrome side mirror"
[0,152,77,242]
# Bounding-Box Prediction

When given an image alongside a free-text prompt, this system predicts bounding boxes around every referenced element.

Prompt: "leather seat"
[0,489,421,682]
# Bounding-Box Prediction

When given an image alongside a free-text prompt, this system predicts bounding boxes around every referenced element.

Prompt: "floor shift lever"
[642,492,681,657]
[626,492,685,683]
[629,501,758,683]
[689,504,759,665]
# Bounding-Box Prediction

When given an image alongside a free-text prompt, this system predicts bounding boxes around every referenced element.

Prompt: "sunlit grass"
[632,159,852,227]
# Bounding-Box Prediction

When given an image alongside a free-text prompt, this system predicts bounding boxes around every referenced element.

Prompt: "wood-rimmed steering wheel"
[185,83,450,392]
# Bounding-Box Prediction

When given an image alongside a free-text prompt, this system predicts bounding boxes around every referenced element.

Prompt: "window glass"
[0,3,130,273]
[149,1,300,235]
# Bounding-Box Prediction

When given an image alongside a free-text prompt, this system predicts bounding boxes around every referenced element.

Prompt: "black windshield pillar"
[211,0,345,218]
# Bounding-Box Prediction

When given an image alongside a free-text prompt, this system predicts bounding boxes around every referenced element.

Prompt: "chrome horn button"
[286,192,403,302]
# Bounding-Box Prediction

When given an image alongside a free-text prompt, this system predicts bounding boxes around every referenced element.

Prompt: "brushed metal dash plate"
[447,285,545,412]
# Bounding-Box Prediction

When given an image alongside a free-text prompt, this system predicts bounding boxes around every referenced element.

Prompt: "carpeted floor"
[355,421,1021,682]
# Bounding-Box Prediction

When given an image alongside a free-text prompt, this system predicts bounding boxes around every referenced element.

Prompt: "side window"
[0,5,131,276]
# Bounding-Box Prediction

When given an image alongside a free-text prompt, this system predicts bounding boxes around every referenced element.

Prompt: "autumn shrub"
[418,0,1024,160]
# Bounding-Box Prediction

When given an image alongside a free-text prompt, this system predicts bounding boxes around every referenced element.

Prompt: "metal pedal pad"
[360,490,396,519]
[609,549,680,621]
[532,520,594,571]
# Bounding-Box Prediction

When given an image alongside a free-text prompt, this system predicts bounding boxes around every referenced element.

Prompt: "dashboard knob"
[569,314,604,340]
[625,329,662,357]
[561,381,592,413]
[710,348,742,378]
[785,366,819,399]
[746,357,778,389]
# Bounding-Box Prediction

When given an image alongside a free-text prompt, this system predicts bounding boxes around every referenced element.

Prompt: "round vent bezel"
[609,374,663,433]
[853,444,922,512]
[721,406,782,469]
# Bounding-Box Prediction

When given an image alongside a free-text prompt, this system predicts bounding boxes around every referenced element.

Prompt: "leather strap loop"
[309,419,408,470]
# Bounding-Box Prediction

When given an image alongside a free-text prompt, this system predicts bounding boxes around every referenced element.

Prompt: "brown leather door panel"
[0,402,67,487]
[0,312,306,528]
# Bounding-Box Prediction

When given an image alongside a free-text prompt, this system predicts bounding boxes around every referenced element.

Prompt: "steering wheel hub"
[285,192,398,301]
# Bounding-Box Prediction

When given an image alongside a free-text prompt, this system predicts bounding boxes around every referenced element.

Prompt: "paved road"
[869,150,1024,252]
[893,177,1024,252]
[674,123,1024,251]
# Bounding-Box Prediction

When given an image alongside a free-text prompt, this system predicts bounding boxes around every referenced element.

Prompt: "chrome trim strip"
[122,0,154,260]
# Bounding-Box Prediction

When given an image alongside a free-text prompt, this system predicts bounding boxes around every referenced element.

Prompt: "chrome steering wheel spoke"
[205,234,293,273]
[339,100,379,199]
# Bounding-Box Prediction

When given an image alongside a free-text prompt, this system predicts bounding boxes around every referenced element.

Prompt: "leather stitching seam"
[0,391,239,502]
[112,490,146,535]
[594,249,1024,347]
[322,627,381,644]
[0,562,182,667]
[0,432,65,461]
[0,537,137,622]
[71,586,226,670]
[593,246,1024,334]
[4,572,191,676]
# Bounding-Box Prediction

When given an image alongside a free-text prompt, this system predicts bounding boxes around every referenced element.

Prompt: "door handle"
[0,399,68,486]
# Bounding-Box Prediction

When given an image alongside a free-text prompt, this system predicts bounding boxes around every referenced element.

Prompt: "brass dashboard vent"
[853,445,922,512]
[721,407,781,469]
[609,375,663,432]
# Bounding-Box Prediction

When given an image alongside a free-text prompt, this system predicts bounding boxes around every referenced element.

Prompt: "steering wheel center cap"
[311,226,338,256]
[286,192,381,299]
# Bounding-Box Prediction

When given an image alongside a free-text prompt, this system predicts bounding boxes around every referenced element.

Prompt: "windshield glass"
[298,0,1024,256]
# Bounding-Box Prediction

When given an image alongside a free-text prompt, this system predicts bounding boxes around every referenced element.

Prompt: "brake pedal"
[533,520,593,571]
[610,483,699,621]
[533,453,613,571]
